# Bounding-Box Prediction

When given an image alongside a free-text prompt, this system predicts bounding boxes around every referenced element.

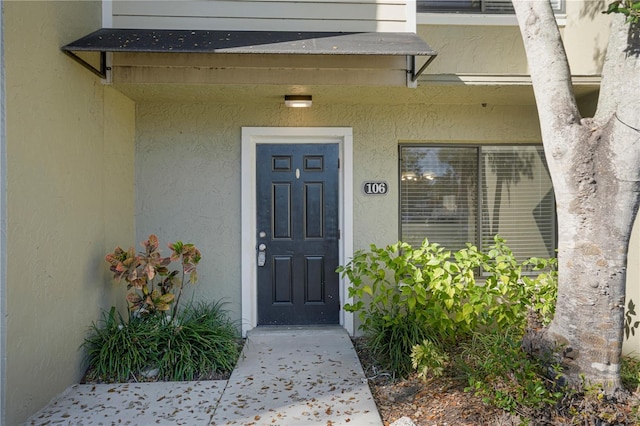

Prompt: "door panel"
[273,256,293,303]
[305,183,324,238]
[256,143,339,325]
[273,183,292,238]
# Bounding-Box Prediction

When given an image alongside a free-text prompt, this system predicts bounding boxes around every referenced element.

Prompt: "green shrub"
[83,302,240,383]
[411,338,450,380]
[457,330,565,415]
[363,310,432,378]
[158,301,241,381]
[520,256,558,328]
[83,307,163,382]
[338,236,557,377]
[89,237,241,382]
[621,354,640,392]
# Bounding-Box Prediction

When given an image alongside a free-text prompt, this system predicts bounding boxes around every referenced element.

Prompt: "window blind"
[417,0,564,14]
[400,145,556,263]
[480,146,555,261]
[400,146,478,252]
[483,0,563,13]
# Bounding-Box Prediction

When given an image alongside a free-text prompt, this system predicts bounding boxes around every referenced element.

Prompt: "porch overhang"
[61,29,437,87]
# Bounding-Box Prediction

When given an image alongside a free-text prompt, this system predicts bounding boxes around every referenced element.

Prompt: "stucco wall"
[3,2,135,424]
[134,96,542,330]
[419,0,611,77]
[563,0,611,75]
[136,92,640,350]
[419,24,528,75]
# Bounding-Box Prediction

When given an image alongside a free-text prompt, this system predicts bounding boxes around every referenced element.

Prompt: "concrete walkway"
[26,326,382,426]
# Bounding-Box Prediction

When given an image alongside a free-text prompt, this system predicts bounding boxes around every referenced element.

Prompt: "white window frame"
[417,0,566,26]
[398,143,557,265]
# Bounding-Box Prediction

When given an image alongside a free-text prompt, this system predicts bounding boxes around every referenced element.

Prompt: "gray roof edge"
[62,28,437,56]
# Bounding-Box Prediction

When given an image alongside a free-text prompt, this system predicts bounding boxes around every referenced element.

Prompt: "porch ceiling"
[111,81,600,107]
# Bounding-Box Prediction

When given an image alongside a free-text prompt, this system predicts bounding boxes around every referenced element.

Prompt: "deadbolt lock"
[258,243,267,267]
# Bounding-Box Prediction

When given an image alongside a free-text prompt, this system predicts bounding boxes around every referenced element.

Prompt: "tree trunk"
[513,0,640,391]
[525,121,638,390]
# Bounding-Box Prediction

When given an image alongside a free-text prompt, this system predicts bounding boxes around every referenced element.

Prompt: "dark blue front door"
[256,143,340,325]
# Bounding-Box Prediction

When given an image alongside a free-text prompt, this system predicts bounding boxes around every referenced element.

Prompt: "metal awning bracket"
[63,50,107,79]
[411,54,438,82]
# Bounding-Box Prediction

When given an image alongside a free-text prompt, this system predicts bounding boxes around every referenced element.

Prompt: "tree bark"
[513,0,640,391]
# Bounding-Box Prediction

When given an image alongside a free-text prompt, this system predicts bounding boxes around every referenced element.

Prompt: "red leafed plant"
[105,234,202,318]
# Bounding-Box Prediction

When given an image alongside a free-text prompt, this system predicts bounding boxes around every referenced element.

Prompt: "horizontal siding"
[114,1,407,21]
[112,52,406,69]
[112,0,411,32]
[111,52,409,85]
[112,16,408,32]
[112,66,409,85]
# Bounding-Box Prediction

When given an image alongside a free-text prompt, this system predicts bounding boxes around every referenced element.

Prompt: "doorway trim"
[241,127,353,337]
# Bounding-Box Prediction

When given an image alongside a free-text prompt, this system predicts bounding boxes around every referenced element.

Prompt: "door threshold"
[249,325,346,335]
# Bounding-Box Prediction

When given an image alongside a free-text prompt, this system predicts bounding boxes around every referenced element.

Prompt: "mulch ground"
[352,337,509,425]
[351,337,640,426]
[371,375,510,425]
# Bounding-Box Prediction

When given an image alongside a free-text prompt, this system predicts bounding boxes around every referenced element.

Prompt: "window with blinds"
[417,0,564,14]
[399,145,556,264]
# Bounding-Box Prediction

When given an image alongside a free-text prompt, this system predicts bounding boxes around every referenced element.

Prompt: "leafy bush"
[87,238,240,382]
[457,330,564,415]
[157,301,241,381]
[411,338,450,380]
[83,307,163,382]
[625,299,640,339]
[364,310,433,378]
[105,234,201,318]
[604,0,640,23]
[520,256,558,328]
[83,301,240,383]
[338,236,557,377]
[621,354,640,392]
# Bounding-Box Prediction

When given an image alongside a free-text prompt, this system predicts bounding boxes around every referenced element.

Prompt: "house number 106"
[363,181,388,195]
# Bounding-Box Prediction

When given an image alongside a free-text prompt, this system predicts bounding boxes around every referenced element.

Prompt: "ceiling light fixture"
[284,95,312,108]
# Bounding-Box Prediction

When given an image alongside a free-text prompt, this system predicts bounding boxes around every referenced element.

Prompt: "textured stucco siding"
[136,94,640,352]
[419,0,611,77]
[562,0,611,75]
[3,2,135,424]
[418,24,528,75]
[134,97,543,330]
